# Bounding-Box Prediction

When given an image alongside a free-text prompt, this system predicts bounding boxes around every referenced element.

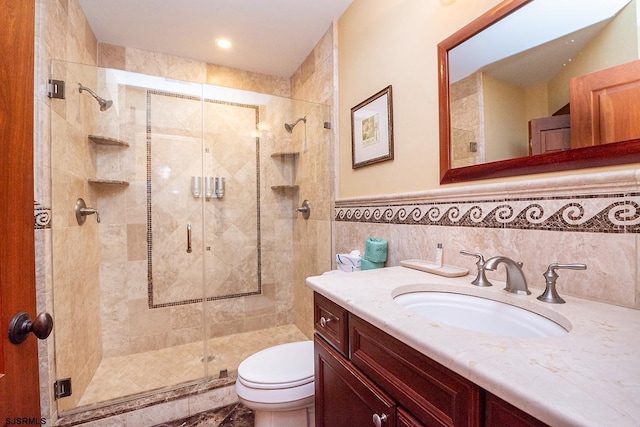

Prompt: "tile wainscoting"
[333,170,640,309]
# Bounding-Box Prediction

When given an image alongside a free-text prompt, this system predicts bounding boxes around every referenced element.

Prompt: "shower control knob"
[372,413,388,426]
[9,311,53,344]
[296,200,311,220]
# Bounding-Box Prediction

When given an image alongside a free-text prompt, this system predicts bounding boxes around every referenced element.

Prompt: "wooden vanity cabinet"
[313,292,549,427]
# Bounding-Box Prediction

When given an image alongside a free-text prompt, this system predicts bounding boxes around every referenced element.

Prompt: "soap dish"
[400,259,469,277]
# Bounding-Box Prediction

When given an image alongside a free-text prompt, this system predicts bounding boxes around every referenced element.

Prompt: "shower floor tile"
[79,324,308,407]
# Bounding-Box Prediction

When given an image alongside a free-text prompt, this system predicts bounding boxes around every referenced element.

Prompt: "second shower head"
[78,83,113,112]
[284,116,306,133]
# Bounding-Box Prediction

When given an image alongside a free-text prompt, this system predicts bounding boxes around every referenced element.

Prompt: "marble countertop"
[306,266,640,427]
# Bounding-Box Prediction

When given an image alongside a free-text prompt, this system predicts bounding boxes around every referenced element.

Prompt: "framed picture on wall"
[351,85,394,169]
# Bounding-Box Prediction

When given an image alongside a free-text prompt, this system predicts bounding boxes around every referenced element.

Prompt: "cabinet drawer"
[350,315,481,427]
[314,292,349,356]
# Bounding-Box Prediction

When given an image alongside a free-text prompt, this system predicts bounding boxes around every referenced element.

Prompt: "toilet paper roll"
[364,238,388,263]
[361,258,384,270]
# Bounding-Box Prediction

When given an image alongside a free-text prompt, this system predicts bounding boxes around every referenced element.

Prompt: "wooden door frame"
[0,0,41,420]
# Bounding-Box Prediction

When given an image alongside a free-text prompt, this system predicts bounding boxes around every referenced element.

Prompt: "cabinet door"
[315,335,397,427]
[398,407,426,427]
[529,115,571,155]
[484,392,549,427]
[350,315,481,426]
[570,59,640,147]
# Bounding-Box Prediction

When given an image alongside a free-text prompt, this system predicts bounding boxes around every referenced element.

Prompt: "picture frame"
[351,85,394,169]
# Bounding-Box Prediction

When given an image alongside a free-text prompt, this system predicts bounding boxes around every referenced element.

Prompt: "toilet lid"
[237,340,314,390]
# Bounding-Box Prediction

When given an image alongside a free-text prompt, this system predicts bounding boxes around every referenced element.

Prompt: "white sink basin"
[394,292,568,338]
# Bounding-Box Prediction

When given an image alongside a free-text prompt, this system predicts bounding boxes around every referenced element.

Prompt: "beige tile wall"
[291,26,336,338]
[333,173,640,310]
[450,72,483,168]
[38,0,102,412]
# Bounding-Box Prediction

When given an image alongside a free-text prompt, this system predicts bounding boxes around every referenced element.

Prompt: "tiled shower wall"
[450,72,482,168]
[334,171,640,310]
[48,61,103,412]
[291,28,336,338]
[35,0,101,415]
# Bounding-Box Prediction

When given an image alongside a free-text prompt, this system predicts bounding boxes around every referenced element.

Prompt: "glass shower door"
[147,89,207,308]
[49,63,327,416]
[49,62,210,412]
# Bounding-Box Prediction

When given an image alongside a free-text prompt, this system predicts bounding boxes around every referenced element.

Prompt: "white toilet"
[236,340,315,427]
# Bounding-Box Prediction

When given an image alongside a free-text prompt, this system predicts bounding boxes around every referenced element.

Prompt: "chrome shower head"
[284,116,306,133]
[78,83,113,111]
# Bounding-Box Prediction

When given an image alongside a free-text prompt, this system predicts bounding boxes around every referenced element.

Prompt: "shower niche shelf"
[270,184,300,191]
[88,179,130,187]
[270,151,299,158]
[88,135,130,189]
[88,135,130,147]
[270,151,299,191]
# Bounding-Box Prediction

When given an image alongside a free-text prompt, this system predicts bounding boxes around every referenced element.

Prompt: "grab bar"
[186,223,192,253]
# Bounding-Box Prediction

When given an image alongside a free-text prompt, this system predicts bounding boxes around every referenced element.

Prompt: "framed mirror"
[438,0,640,184]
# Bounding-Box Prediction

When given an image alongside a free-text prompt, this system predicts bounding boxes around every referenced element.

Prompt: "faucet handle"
[460,250,493,287]
[537,263,587,304]
[548,263,587,272]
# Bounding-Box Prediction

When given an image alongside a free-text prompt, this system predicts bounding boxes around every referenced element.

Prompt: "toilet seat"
[236,340,314,405]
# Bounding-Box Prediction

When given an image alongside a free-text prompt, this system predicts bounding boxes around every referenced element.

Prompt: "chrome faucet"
[484,256,530,295]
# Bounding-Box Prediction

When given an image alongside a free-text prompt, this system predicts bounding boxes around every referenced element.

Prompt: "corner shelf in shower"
[88,179,130,187]
[270,185,300,190]
[88,135,130,147]
[87,135,130,189]
[270,151,300,191]
[270,151,299,158]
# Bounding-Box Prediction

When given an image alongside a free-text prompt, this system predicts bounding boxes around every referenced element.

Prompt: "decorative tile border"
[34,201,51,229]
[335,192,640,233]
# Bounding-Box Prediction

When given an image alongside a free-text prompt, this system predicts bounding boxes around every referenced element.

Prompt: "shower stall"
[49,60,331,414]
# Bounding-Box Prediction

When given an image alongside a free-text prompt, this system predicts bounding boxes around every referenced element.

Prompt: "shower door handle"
[186,223,192,253]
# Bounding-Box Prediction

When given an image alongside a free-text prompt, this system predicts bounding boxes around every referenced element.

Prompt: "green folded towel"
[364,237,388,263]
[361,258,385,270]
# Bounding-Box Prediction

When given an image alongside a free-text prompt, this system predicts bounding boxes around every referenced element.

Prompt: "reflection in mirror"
[439,0,640,183]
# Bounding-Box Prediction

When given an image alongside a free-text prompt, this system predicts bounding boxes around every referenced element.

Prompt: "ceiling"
[78,0,353,78]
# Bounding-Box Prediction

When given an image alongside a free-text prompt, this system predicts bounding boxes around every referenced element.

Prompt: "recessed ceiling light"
[215,38,232,49]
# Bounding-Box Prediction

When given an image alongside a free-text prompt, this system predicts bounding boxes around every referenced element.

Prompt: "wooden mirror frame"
[438,0,640,184]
